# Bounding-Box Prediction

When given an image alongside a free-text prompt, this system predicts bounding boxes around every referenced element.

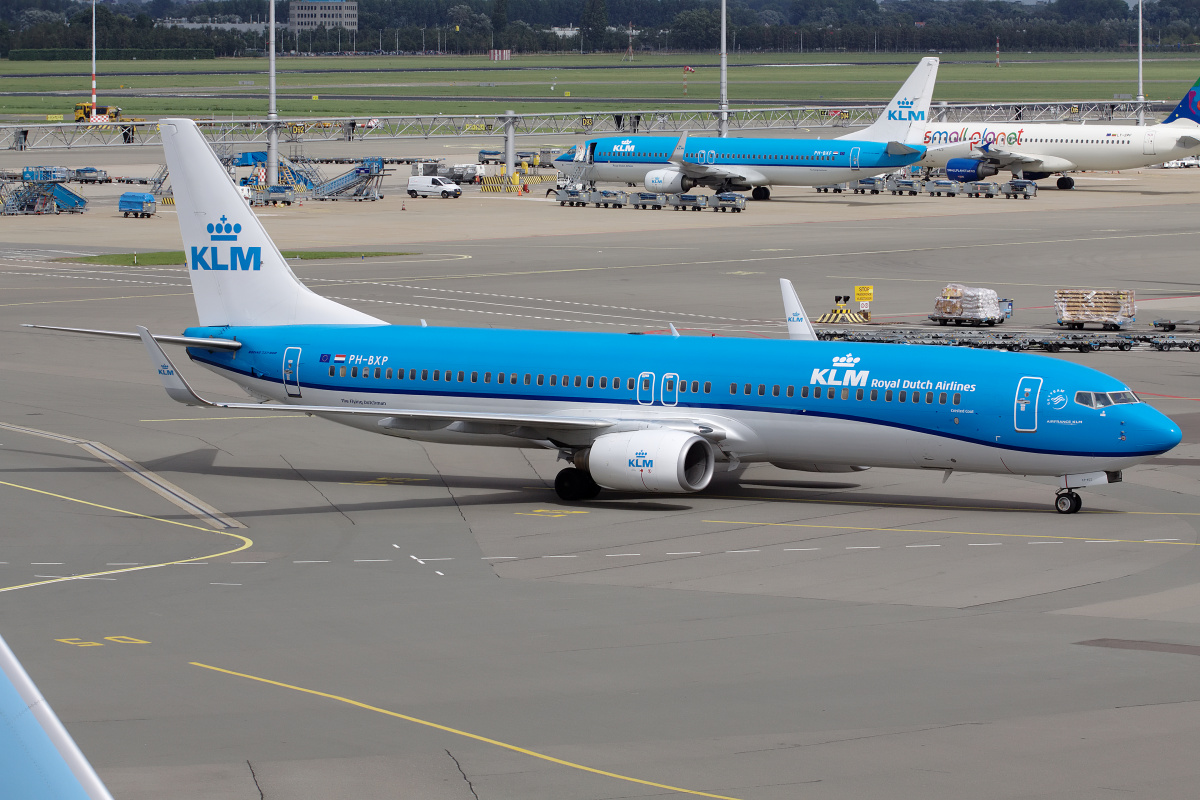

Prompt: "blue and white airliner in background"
[553,57,938,199]
[27,118,1181,514]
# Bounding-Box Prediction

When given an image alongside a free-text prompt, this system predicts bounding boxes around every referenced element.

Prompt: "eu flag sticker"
[319,354,331,363]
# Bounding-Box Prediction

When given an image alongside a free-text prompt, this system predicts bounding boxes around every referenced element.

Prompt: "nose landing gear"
[1054,490,1082,514]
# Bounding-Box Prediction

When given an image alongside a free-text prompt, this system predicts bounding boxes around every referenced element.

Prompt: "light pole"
[267,0,278,186]
[718,0,728,137]
[1137,0,1145,125]
[90,0,97,118]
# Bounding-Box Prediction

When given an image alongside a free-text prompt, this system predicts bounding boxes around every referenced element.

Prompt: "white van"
[407,176,462,198]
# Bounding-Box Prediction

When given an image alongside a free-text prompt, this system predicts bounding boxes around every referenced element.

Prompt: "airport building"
[288,0,357,32]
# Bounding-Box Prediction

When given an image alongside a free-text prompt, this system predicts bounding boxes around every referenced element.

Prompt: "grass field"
[61,250,415,265]
[3,52,1199,119]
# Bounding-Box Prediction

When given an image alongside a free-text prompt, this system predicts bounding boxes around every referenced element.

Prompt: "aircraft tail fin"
[0,633,115,800]
[780,279,817,341]
[1161,76,1200,126]
[840,57,938,144]
[160,118,383,327]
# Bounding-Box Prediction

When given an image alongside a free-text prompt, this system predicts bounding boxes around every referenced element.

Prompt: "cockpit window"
[1076,390,1140,408]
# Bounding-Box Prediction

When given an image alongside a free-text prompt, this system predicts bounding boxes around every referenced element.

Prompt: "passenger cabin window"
[786,386,794,397]
[628,378,636,390]
[550,375,558,386]
[498,372,506,384]
[524,374,531,385]
[433,370,440,381]
[484,372,491,383]
[704,382,711,394]
[328,366,335,377]
[730,383,737,394]
[537,374,544,386]
[886,390,893,402]
[352,366,359,378]
[801,386,809,398]
[458,371,465,382]
[409,369,416,380]
[339,366,347,377]
[952,392,960,405]
[642,377,651,391]
[744,384,752,395]
[374,368,381,379]
[509,373,517,384]
[600,377,608,388]
[386,368,393,379]
[587,376,595,388]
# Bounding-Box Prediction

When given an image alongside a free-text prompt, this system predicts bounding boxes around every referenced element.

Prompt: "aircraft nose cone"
[1133,410,1182,455]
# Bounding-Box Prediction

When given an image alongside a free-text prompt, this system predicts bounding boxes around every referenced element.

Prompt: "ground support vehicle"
[851,177,886,194]
[668,193,709,210]
[555,188,588,206]
[886,176,923,195]
[1001,179,1038,199]
[477,150,503,164]
[118,192,155,217]
[814,183,847,193]
[964,181,1001,198]
[710,192,747,212]
[72,167,110,184]
[1152,319,1200,332]
[925,179,963,197]
[816,327,1194,354]
[631,192,665,209]
[588,189,627,208]
[408,175,461,198]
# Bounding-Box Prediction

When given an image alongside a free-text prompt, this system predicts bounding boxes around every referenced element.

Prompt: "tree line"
[3,0,1199,58]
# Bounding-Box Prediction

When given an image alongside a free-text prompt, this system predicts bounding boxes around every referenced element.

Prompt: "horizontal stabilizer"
[886,141,921,156]
[23,324,242,351]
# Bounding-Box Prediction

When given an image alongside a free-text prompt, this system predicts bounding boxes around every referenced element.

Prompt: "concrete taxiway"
[2,163,1200,799]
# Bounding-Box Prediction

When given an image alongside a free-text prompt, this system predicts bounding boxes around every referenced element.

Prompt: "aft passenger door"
[850,147,861,171]
[1143,130,1156,155]
[283,347,302,398]
[1014,376,1042,432]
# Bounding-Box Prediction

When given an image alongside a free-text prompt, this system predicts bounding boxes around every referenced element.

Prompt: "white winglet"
[669,323,680,337]
[668,132,689,164]
[138,326,207,406]
[780,279,818,341]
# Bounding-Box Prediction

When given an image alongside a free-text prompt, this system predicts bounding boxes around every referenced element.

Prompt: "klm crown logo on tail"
[629,449,653,469]
[190,214,262,272]
[888,97,925,122]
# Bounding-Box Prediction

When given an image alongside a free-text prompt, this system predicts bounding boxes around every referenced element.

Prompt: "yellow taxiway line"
[190,662,742,800]
[0,480,252,592]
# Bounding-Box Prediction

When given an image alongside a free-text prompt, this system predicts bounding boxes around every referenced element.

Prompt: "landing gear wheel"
[554,468,601,501]
[1054,491,1082,514]
[751,186,771,201]
[1057,176,1075,190]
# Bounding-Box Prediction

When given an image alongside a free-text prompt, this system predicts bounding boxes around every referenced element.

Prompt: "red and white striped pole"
[91,0,97,117]
[995,36,1000,69]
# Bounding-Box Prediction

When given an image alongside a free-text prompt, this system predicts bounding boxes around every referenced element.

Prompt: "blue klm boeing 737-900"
[554,58,938,199]
[26,118,1180,514]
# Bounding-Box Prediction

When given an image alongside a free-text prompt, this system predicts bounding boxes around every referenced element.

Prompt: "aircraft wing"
[139,328,725,441]
[666,131,767,185]
[973,143,1078,172]
[0,634,115,800]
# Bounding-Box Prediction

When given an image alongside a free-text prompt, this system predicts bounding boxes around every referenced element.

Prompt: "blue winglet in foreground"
[0,634,114,800]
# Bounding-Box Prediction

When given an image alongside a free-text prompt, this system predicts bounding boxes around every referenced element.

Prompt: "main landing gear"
[555,467,601,501]
[1056,176,1075,190]
[1054,490,1083,514]
[751,186,771,201]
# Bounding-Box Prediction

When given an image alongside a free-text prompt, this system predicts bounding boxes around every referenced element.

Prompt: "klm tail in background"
[159,118,383,328]
[1161,76,1200,126]
[0,633,114,800]
[840,57,939,144]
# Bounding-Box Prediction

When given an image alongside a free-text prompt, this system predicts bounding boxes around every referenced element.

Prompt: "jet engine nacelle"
[644,169,694,194]
[580,429,715,493]
[945,158,999,182]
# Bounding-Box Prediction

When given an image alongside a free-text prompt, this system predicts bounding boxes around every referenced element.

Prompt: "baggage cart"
[668,193,709,210]
[886,176,923,195]
[925,179,962,197]
[814,183,847,193]
[555,188,588,206]
[118,191,156,218]
[588,189,627,208]
[1000,179,1038,199]
[631,192,665,209]
[851,177,886,194]
[710,192,746,212]
[964,181,1001,198]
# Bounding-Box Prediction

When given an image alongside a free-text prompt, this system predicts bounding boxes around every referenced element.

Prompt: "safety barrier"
[480,173,558,193]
